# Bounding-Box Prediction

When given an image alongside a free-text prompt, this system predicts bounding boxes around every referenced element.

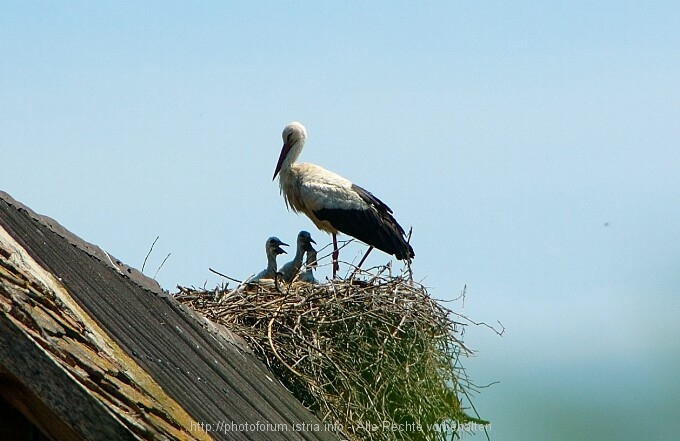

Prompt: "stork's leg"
[356,246,374,270]
[332,233,340,278]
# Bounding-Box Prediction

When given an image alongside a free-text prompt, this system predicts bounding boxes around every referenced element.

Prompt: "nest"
[175,265,489,441]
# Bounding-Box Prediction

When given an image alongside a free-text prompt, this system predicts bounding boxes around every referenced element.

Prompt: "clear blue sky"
[2,2,679,440]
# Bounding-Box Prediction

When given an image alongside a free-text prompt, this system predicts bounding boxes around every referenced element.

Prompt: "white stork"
[248,236,288,283]
[279,230,316,283]
[272,122,414,277]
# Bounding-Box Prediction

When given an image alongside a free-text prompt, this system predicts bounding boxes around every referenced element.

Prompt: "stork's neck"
[266,249,278,272]
[306,250,317,267]
[291,242,306,267]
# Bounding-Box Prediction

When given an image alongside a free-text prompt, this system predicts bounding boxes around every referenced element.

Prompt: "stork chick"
[299,246,319,284]
[279,231,316,283]
[248,236,288,283]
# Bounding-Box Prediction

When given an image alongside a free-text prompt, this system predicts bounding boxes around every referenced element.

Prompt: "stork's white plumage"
[272,122,414,276]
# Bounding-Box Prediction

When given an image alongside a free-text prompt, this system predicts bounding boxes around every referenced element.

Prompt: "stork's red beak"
[273,142,291,180]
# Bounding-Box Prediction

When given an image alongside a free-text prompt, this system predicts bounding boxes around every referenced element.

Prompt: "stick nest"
[175,266,488,441]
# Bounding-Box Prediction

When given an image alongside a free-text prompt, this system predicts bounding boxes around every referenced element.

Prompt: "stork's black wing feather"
[314,184,414,260]
[350,184,394,216]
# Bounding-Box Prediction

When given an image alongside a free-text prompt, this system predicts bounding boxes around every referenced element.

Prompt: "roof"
[0,191,339,441]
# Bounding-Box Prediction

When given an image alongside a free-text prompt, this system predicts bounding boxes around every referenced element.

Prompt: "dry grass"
[175,265,490,441]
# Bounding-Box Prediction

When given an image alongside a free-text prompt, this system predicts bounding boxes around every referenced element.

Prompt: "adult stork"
[272,122,414,277]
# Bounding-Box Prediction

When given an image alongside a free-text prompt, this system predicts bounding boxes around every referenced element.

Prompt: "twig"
[153,253,171,280]
[142,236,159,273]
[209,267,244,285]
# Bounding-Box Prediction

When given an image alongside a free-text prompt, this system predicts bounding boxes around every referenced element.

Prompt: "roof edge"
[0,191,161,293]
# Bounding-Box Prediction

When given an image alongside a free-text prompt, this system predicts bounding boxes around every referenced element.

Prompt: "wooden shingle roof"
[0,191,339,441]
